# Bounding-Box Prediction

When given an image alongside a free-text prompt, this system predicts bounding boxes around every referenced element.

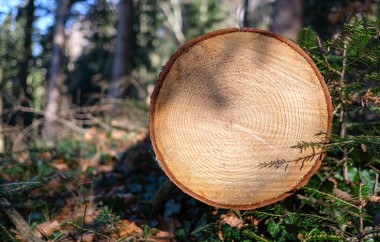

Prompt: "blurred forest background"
[0,0,377,148]
[0,0,380,241]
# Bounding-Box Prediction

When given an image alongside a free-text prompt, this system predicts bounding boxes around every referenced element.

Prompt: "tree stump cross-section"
[150,28,332,209]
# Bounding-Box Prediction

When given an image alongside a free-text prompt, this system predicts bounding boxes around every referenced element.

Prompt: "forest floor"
[1,126,243,241]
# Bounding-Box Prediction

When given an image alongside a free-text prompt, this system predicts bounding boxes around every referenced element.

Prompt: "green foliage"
[191,223,221,242]
[182,0,228,38]
[221,223,240,242]
[0,14,24,93]
[0,222,18,242]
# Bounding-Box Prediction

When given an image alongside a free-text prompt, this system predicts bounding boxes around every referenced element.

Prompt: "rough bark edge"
[149,28,333,210]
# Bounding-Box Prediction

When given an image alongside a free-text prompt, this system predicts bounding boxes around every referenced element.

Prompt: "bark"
[110,0,134,101]
[0,67,4,153]
[160,0,185,45]
[242,0,249,27]
[17,0,35,127]
[43,0,70,140]
[271,0,303,40]
[0,197,43,242]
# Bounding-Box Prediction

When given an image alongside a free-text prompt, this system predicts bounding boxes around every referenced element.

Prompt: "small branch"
[357,228,380,240]
[374,173,379,195]
[340,38,350,185]
[160,0,186,45]
[13,118,44,152]
[63,222,110,240]
[60,103,113,115]
[12,106,86,134]
[358,184,365,242]
[0,197,44,242]
[303,187,360,209]
[80,196,88,242]
[258,152,325,171]
[318,33,350,185]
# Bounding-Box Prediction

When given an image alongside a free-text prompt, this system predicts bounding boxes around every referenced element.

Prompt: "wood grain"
[150,28,332,209]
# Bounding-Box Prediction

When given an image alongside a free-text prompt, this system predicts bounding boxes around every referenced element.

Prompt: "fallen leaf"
[153,230,175,242]
[51,162,70,171]
[116,219,143,238]
[98,164,114,173]
[79,233,95,242]
[34,220,60,238]
[220,211,244,229]
[84,127,97,141]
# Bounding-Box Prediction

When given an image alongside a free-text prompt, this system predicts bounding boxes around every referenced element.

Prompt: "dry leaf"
[116,219,143,237]
[154,230,174,242]
[51,161,70,171]
[84,127,97,141]
[333,187,355,203]
[98,164,114,173]
[220,211,244,229]
[111,130,128,140]
[79,233,95,242]
[369,195,380,202]
[34,220,60,238]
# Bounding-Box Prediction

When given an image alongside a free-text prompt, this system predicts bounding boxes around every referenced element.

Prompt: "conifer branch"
[302,187,359,210]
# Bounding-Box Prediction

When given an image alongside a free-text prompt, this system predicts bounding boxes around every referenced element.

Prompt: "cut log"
[150,28,332,209]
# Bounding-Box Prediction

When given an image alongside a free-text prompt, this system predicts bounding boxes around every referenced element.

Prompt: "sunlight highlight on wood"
[150,28,332,209]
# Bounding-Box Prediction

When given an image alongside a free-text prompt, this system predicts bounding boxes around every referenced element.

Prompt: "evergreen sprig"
[292,134,380,156]
[0,182,42,198]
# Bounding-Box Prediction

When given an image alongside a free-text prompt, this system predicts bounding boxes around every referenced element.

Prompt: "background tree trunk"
[271,0,303,40]
[0,66,4,153]
[109,0,134,101]
[242,0,250,27]
[43,0,70,140]
[17,0,35,127]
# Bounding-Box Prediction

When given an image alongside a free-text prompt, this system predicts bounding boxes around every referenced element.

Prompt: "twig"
[358,182,364,242]
[80,195,88,242]
[318,34,350,184]
[374,173,379,195]
[63,222,110,240]
[61,103,113,114]
[357,228,380,240]
[160,0,185,45]
[0,197,44,242]
[339,37,350,185]
[13,118,44,152]
[369,165,380,174]
[11,106,86,134]
[73,112,112,131]
[258,152,325,171]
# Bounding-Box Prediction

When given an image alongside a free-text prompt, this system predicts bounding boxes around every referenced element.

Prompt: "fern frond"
[302,187,359,210]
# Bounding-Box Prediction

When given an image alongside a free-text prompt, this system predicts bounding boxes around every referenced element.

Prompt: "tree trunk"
[0,66,4,153]
[0,197,43,242]
[17,0,35,127]
[242,0,249,27]
[110,0,134,101]
[271,0,303,40]
[43,0,70,140]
